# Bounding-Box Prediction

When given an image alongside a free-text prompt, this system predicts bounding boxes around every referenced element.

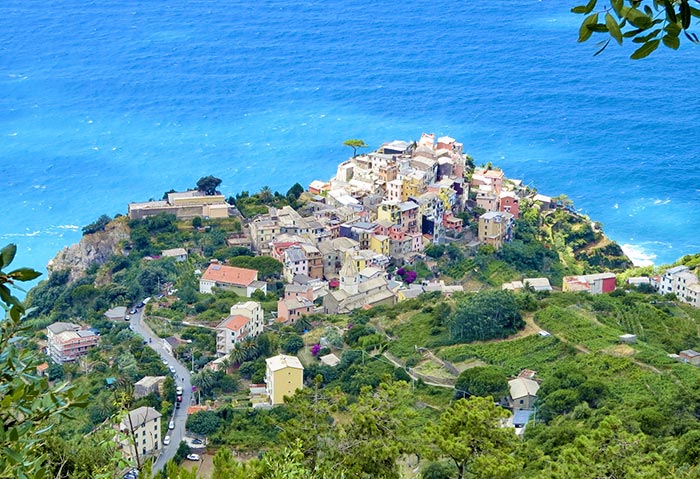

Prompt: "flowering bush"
[311,343,321,357]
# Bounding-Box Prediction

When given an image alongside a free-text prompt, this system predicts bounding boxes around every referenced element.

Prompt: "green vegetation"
[573,0,700,59]
[6,169,700,479]
[342,138,368,157]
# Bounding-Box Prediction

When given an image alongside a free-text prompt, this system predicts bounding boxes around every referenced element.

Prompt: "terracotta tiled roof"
[219,315,249,332]
[202,264,258,286]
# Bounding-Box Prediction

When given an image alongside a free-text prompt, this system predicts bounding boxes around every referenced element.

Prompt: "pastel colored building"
[118,406,162,463]
[477,211,514,250]
[562,273,616,294]
[216,301,265,356]
[199,264,267,296]
[47,322,99,364]
[499,191,520,218]
[265,355,304,405]
[508,378,539,411]
[277,285,315,324]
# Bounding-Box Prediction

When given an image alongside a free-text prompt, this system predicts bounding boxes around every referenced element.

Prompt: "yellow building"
[265,354,304,405]
[370,234,391,256]
[377,201,400,224]
[478,211,514,250]
[401,176,422,201]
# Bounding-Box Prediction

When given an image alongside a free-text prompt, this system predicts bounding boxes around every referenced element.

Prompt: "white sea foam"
[3,231,42,237]
[621,243,656,267]
[653,199,671,205]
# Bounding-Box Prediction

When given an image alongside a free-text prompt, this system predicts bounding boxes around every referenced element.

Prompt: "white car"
[163,435,170,446]
[168,420,175,430]
[186,454,200,461]
[176,386,183,395]
[162,359,168,365]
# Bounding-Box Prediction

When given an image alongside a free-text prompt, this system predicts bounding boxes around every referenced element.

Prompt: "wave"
[621,243,657,267]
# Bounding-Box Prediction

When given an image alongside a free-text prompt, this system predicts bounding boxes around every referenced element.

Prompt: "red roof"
[202,264,258,286]
[220,315,249,331]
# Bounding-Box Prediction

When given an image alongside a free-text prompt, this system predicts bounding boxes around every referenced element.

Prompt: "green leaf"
[663,34,680,49]
[662,0,677,23]
[583,0,597,14]
[0,244,17,270]
[631,39,661,59]
[680,0,691,29]
[605,13,623,44]
[579,13,599,42]
[665,22,682,37]
[611,0,624,17]
[7,268,42,282]
[572,5,588,14]
[626,8,653,29]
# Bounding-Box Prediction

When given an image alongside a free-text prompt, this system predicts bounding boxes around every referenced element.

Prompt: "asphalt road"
[129,308,193,475]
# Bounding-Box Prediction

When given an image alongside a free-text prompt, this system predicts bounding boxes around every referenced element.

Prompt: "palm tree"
[227,346,247,367]
[259,186,273,204]
[239,338,259,362]
[192,369,217,399]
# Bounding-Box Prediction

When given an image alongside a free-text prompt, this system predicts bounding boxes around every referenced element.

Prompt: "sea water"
[1,0,699,289]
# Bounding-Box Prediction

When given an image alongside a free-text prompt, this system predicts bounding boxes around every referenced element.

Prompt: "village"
[34,133,700,475]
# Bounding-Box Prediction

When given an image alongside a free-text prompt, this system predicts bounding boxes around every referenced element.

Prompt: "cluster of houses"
[653,265,700,308]
[181,134,550,334]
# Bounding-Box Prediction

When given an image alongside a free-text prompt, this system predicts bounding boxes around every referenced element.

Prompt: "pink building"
[499,192,520,219]
[277,285,315,324]
[47,322,99,364]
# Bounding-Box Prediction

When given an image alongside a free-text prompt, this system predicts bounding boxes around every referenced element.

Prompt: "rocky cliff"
[47,217,130,282]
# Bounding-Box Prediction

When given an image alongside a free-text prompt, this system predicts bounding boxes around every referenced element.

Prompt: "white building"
[659,265,700,307]
[215,301,265,356]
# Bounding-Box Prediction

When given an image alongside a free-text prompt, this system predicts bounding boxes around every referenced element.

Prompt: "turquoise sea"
[2,0,699,288]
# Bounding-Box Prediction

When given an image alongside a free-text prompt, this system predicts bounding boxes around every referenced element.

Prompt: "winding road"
[129,308,193,475]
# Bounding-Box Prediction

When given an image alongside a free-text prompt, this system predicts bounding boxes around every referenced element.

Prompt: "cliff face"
[47,217,130,282]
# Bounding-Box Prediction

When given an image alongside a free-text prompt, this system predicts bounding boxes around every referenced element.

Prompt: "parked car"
[162,359,168,365]
[169,366,176,374]
[123,469,138,479]
[186,454,200,461]
[168,420,175,430]
[124,315,130,321]
[191,438,203,445]
[176,386,183,395]
[163,436,170,446]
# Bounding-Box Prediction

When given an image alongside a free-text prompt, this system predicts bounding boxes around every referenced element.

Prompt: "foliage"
[283,334,305,354]
[426,397,521,479]
[573,0,700,59]
[454,366,509,399]
[187,410,223,436]
[440,335,572,376]
[196,175,223,195]
[446,290,524,343]
[82,214,112,235]
[0,244,91,479]
[342,138,368,157]
[330,382,418,479]
[228,256,282,280]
